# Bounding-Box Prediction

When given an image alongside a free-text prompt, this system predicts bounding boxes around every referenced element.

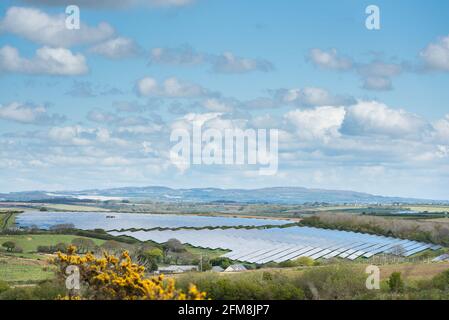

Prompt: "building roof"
[224,264,247,272]
[158,265,199,273]
[432,254,449,262]
[211,266,224,272]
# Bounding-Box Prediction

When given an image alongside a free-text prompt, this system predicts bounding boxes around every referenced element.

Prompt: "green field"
[0,234,105,253]
[405,205,449,213]
[0,212,18,231]
[0,234,108,284]
[0,256,54,283]
[184,245,229,259]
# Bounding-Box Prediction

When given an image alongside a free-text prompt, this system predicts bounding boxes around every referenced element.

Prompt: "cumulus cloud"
[211,52,273,74]
[48,125,128,147]
[150,45,204,66]
[149,45,274,73]
[202,98,235,112]
[307,48,404,91]
[0,45,88,75]
[357,61,403,90]
[432,115,449,142]
[0,102,65,125]
[136,76,211,98]
[89,37,142,59]
[341,101,428,138]
[19,0,195,8]
[0,7,114,48]
[420,34,449,71]
[285,106,346,142]
[308,48,353,71]
[274,87,355,107]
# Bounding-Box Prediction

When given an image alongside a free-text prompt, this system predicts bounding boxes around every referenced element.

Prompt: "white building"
[224,264,247,272]
[158,265,199,274]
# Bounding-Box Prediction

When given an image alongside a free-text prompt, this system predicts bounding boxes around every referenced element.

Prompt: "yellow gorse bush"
[52,245,206,300]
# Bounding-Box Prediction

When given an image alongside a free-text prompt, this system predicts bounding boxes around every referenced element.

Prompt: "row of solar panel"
[109,226,441,263]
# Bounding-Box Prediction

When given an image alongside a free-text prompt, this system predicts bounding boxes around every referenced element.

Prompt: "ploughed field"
[16,211,441,264]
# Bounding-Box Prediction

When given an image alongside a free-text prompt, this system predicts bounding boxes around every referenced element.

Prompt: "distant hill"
[0,186,446,205]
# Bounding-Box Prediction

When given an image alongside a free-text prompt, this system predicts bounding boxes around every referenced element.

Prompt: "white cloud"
[285,106,346,142]
[341,101,428,138]
[202,98,234,112]
[420,34,449,71]
[308,48,352,70]
[211,52,273,74]
[275,87,355,107]
[0,45,88,75]
[149,45,274,73]
[0,7,114,47]
[433,115,449,142]
[308,48,404,91]
[48,125,128,147]
[150,45,204,65]
[357,61,403,90]
[0,102,65,125]
[89,37,141,59]
[136,76,210,98]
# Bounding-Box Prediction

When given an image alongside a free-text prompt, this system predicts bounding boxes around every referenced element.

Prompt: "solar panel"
[108,225,439,263]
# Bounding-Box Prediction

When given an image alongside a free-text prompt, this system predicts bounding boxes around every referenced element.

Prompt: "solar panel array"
[109,226,441,263]
[16,211,289,230]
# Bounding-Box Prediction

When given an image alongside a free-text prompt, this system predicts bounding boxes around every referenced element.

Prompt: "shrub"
[177,271,304,300]
[12,245,23,253]
[2,241,16,252]
[0,281,9,294]
[296,264,369,300]
[0,287,35,300]
[210,257,232,269]
[430,269,449,291]
[51,245,206,300]
[388,272,405,293]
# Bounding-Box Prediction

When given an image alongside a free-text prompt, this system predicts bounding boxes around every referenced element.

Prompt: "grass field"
[405,205,449,213]
[0,255,54,283]
[0,212,18,231]
[0,234,105,253]
[0,234,108,284]
[184,245,229,259]
[378,262,449,280]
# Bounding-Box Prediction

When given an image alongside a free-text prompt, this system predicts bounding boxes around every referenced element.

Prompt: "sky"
[1,0,449,199]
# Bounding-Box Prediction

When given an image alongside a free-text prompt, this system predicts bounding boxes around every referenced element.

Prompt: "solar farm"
[16,211,288,230]
[109,226,442,263]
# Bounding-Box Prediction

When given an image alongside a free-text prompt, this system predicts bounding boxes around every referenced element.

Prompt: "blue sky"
[1,0,449,199]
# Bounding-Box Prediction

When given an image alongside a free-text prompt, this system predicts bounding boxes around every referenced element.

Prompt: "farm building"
[158,265,199,274]
[224,264,247,272]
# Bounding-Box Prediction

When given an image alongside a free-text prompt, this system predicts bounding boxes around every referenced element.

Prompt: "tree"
[388,272,404,293]
[100,240,123,254]
[163,239,185,253]
[210,257,232,269]
[136,248,164,272]
[145,248,163,262]
[2,241,16,252]
[71,238,97,253]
